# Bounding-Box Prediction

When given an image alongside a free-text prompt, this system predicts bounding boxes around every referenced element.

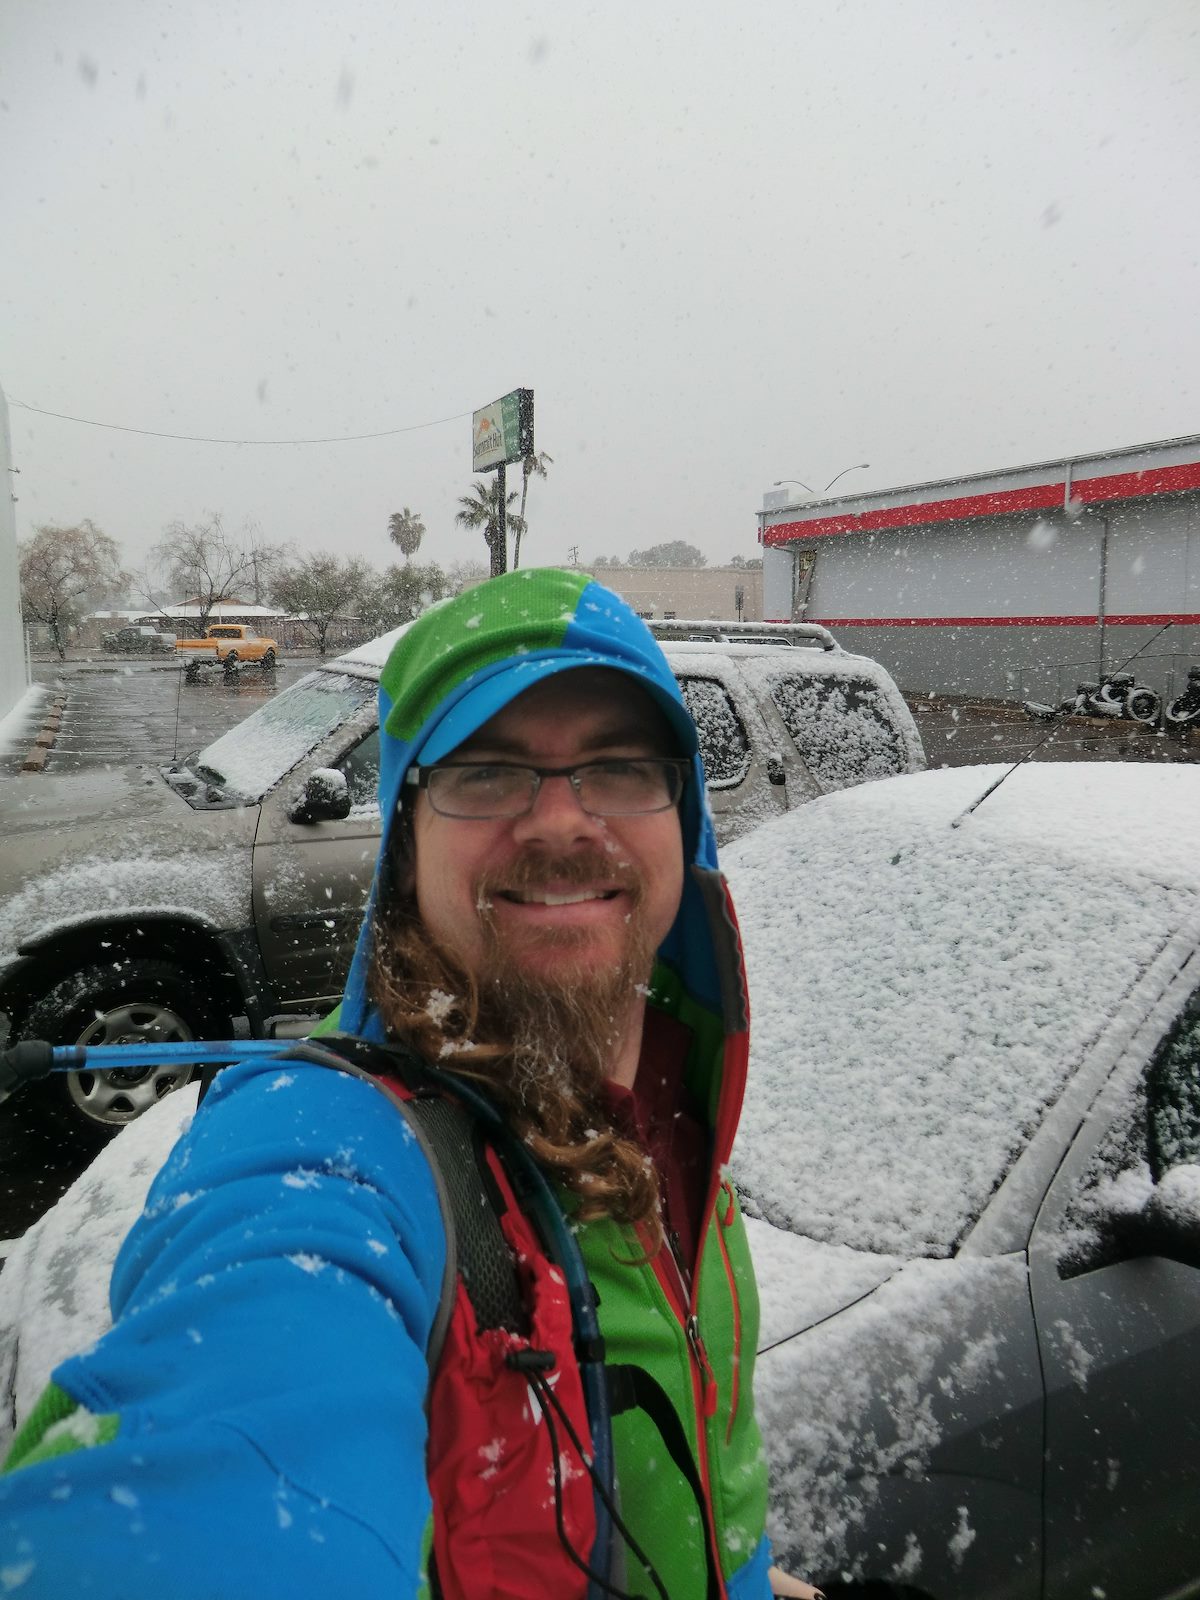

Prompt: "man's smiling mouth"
[500,888,622,907]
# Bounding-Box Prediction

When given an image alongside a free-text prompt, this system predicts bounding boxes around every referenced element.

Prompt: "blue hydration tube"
[0,1038,287,1104]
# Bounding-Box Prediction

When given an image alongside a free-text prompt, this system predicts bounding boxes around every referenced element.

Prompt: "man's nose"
[510,773,606,844]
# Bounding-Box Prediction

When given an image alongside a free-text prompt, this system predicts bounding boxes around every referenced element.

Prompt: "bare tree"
[454,481,526,578]
[270,553,374,655]
[151,513,281,630]
[444,558,489,595]
[19,520,127,659]
[387,507,426,561]
[512,451,553,570]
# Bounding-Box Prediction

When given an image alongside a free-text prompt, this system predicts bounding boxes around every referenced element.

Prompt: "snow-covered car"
[727,762,1200,1598]
[3,761,1199,1600]
[0,623,922,1141]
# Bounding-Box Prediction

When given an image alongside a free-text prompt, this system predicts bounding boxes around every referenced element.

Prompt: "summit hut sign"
[472,388,534,472]
[470,388,535,576]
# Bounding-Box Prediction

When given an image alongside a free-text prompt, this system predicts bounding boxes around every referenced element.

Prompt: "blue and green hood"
[337,567,734,1042]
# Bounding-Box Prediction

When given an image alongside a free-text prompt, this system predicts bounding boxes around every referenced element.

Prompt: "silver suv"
[0,624,923,1140]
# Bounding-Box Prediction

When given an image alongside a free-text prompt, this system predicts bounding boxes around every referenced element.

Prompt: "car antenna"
[949,621,1174,830]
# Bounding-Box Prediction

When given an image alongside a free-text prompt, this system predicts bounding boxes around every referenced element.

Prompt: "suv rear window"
[767,669,908,791]
[676,676,751,787]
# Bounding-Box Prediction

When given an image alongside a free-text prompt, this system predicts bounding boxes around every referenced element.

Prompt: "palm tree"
[512,451,553,570]
[387,507,426,561]
[455,480,526,577]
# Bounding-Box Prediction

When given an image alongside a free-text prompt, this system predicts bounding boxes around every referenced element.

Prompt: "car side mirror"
[288,767,351,824]
[1109,1165,1200,1270]
[765,751,787,786]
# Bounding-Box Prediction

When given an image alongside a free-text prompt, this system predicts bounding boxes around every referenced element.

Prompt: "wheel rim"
[68,1001,196,1124]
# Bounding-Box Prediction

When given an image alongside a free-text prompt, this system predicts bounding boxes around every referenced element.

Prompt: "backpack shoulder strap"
[280,1034,526,1368]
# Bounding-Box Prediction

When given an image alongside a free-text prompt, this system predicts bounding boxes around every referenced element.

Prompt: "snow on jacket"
[0,569,773,1599]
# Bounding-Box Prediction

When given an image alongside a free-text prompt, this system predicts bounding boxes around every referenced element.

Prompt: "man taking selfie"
[2,568,816,1599]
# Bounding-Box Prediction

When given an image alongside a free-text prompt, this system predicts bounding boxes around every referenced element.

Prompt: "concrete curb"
[20,685,68,774]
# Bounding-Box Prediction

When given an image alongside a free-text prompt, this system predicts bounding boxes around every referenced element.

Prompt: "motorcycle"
[1164,666,1200,730]
[1023,671,1162,726]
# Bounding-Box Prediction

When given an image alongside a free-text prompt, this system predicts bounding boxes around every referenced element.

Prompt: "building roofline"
[761,434,1200,547]
[762,431,1200,521]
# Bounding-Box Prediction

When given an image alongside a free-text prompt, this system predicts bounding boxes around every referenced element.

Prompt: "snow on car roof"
[726,762,1200,1259]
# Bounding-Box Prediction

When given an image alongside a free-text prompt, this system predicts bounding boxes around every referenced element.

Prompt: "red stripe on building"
[762,459,1200,547]
[793,612,1200,628]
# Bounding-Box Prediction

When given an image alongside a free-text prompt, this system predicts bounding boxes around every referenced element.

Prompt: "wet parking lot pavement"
[25,655,308,775]
[0,655,316,1249]
[0,658,1197,1253]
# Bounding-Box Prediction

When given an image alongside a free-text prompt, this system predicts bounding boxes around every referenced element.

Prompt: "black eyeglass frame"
[404,757,690,818]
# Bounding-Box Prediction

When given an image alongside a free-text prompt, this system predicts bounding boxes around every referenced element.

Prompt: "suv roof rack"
[646,619,839,652]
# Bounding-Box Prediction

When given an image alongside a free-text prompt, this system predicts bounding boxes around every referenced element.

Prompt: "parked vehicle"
[727,763,1200,1599]
[101,625,177,655]
[1024,670,1162,725]
[1164,665,1200,730]
[3,762,1199,1600]
[175,623,279,669]
[0,623,922,1141]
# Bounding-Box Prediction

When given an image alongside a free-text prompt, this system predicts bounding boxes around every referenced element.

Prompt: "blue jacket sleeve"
[0,1055,447,1597]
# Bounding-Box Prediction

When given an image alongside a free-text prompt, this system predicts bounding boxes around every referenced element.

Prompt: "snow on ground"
[0,684,49,757]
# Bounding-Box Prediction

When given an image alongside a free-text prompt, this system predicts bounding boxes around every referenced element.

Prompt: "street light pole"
[773,477,816,495]
[821,462,871,494]
[773,463,871,497]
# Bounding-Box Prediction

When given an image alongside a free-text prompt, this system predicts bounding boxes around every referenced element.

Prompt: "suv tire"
[15,959,231,1146]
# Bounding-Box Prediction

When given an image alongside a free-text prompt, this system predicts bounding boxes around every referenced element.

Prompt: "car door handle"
[269,909,361,931]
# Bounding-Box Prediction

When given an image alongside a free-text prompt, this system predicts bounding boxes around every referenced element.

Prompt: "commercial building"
[759,435,1200,704]
[583,564,762,622]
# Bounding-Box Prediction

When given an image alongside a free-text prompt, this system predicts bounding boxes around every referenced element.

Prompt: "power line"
[7,396,472,447]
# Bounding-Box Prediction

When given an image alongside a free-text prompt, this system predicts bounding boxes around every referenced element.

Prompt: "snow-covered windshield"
[727,764,1200,1259]
[193,670,377,800]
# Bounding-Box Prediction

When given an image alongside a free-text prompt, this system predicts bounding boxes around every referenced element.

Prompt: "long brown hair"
[366,830,663,1244]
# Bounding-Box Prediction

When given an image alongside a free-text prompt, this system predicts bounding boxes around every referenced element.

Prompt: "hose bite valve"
[0,1041,85,1106]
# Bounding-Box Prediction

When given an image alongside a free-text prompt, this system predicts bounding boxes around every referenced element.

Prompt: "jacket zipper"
[646,1221,729,1597]
[715,1181,743,1444]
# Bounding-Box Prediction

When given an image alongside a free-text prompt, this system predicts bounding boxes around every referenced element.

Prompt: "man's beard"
[457,847,660,1099]
[367,842,667,1234]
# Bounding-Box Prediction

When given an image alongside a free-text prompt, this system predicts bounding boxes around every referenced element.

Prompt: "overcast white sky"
[3,0,1199,582]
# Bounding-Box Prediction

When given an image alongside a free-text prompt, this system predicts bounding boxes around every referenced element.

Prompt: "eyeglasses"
[405,757,688,819]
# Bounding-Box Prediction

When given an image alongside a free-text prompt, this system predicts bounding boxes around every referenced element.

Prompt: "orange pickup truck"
[176,623,279,671]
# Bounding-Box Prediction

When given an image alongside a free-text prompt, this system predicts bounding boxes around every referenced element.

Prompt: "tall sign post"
[471,388,534,575]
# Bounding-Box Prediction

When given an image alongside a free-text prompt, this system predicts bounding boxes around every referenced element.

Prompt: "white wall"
[802,514,1103,621]
[0,383,28,719]
[767,498,1200,625]
[1105,498,1200,616]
